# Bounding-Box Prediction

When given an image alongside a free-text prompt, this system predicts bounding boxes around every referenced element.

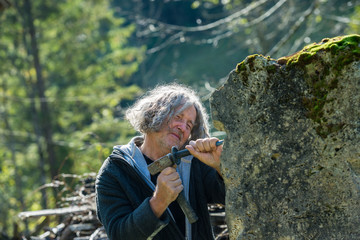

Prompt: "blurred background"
[0,0,359,238]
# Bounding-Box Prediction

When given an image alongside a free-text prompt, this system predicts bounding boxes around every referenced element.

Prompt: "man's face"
[153,105,197,153]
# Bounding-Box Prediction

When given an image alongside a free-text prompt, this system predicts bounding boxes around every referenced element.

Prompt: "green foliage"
[346,5,360,34]
[0,0,144,236]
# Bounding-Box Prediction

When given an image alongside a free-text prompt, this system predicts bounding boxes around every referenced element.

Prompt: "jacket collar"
[112,136,151,181]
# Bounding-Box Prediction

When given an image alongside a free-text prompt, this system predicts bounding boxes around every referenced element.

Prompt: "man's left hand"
[185,137,223,175]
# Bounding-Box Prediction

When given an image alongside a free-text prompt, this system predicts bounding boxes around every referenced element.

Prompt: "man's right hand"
[149,167,183,218]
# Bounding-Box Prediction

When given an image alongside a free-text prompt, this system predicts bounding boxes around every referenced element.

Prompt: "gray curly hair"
[125,83,210,142]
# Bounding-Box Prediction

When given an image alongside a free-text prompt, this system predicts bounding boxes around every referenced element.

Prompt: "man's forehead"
[177,105,196,122]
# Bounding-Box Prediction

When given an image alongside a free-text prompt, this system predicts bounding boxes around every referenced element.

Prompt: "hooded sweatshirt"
[95,136,225,240]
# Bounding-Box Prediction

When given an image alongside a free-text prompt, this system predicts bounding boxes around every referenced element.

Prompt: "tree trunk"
[0,75,29,235]
[23,0,58,182]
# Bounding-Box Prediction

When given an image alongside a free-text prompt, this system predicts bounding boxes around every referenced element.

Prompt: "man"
[95,83,225,239]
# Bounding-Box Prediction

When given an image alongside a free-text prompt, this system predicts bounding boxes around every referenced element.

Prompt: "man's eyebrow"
[188,119,195,127]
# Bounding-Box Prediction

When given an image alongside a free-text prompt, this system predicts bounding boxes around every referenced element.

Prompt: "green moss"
[266,64,277,74]
[236,54,260,73]
[234,37,358,138]
[246,54,258,72]
[278,34,360,138]
[236,61,246,73]
[236,54,278,85]
[235,55,261,87]
[235,60,249,86]
[278,34,360,67]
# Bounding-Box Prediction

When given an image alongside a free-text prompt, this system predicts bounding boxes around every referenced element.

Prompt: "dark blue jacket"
[95,137,225,239]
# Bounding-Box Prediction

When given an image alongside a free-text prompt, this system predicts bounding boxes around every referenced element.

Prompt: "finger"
[209,137,220,148]
[167,171,180,181]
[195,138,219,152]
[157,177,182,194]
[172,178,182,187]
[185,144,196,156]
[202,139,212,152]
[188,140,199,152]
[167,180,183,195]
[200,139,213,152]
[175,184,184,193]
[161,167,176,175]
[185,144,203,160]
[168,186,183,202]
[157,168,177,185]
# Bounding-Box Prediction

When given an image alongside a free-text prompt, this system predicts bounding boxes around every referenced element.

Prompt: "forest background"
[0,0,359,238]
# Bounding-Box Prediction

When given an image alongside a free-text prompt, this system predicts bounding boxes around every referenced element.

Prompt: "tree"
[112,0,360,89]
[0,0,144,236]
[346,3,360,33]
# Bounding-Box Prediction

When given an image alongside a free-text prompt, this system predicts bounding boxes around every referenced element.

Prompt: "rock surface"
[210,35,360,239]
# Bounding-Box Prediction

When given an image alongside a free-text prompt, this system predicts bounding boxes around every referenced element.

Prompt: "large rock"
[210,35,360,239]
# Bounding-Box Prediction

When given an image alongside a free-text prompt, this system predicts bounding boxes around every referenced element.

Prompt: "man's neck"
[140,135,169,161]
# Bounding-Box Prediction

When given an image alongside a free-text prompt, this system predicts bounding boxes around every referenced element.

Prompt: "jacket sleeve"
[95,159,170,240]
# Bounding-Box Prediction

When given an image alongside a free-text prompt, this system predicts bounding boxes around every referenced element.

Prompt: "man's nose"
[176,121,187,132]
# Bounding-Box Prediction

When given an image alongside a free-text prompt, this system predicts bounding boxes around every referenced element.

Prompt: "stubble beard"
[161,126,184,151]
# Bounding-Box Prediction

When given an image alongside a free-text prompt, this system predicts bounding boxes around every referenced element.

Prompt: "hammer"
[147,140,224,224]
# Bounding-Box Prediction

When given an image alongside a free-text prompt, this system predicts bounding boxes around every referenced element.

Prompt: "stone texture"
[210,35,360,239]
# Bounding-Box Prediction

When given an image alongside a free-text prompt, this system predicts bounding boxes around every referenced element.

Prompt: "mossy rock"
[278,34,360,138]
[211,35,360,239]
[277,34,360,66]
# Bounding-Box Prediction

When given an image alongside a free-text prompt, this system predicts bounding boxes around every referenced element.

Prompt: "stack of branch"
[209,204,228,240]
[19,173,106,240]
[19,173,228,239]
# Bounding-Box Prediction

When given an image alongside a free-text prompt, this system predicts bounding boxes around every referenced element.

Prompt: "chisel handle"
[176,191,198,224]
[172,140,224,162]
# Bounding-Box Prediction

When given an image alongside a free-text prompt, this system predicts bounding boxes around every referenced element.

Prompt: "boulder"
[210,35,360,239]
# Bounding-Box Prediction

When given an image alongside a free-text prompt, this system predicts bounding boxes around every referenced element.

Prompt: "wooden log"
[18,206,91,219]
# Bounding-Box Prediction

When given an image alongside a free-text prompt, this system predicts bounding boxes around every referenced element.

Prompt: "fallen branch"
[18,205,92,219]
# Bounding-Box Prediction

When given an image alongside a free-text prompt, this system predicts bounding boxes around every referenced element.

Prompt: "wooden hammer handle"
[176,191,198,224]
